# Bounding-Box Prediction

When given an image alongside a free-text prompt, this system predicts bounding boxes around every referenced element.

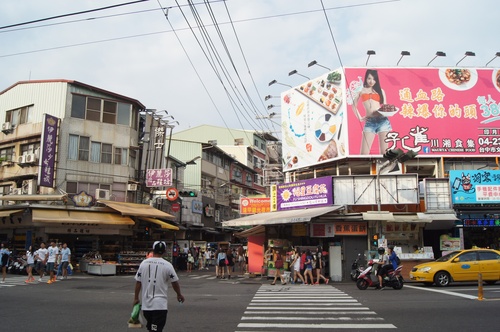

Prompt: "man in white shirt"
[46,241,59,284]
[134,241,185,332]
[35,242,48,282]
[59,243,71,280]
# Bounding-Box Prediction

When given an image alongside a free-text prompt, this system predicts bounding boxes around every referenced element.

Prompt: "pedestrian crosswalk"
[235,284,397,330]
[0,275,92,288]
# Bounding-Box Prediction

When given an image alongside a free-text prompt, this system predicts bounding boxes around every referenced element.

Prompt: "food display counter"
[87,263,117,276]
[398,249,434,279]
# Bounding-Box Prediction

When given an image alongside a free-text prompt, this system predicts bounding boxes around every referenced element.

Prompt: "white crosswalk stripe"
[235,285,397,331]
[0,275,93,288]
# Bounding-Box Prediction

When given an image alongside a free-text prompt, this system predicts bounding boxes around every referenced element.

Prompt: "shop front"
[0,197,180,275]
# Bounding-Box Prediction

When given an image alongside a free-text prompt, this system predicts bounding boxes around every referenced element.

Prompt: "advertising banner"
[449,170,500,204]
[38,114,59,187]
[281,67,500,170]
[271,176,333,211]
[240,197,271,215]
[345,67,500,157]
[281,69,348,171]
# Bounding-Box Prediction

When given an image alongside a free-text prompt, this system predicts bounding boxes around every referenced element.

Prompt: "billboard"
[281,69,348,171]
[240,197,271,215]
[450,170,500,204]
[281,67,500,170]
[270,176,333,211]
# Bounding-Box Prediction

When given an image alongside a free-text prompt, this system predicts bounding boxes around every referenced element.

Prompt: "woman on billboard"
[351,69,392,154]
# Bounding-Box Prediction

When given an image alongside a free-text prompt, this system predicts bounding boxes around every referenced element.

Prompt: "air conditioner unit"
[17,155,26,164]
[127,184,138,191]
[25,153,38,163]
[1,122,12,131]
[22,179,37,195]
[95,189,110,200]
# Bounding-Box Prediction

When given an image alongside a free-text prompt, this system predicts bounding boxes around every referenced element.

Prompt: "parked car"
[410,249,500,287]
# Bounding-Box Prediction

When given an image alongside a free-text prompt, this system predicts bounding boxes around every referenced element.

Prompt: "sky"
[1,0,498,136]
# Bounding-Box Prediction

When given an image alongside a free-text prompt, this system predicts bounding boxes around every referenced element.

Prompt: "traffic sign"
[166,187,179,201]
[171,203,181,212]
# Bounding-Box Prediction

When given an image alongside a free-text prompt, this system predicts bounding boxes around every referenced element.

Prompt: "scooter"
[356,259,404,290]
[350,253,364,281]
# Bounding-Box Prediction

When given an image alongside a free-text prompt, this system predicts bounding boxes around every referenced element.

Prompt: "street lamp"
[288,69,310,80]
[456,51,475,66]
[427,51,446,66]
[307,60,331,71]
[264,95,279,101]
[267,104,280,110]
[485,52,500,66]
[397,51,410,66]
[268,79,292,88]
[366,50,376,66]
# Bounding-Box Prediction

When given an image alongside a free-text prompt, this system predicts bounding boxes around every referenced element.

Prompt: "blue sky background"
[1,0,498,135]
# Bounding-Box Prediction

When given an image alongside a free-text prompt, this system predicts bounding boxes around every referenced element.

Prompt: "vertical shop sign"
[38,114,59,187]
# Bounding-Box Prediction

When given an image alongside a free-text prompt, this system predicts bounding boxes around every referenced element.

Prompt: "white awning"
[362,211,395,221]
[0,209,24,217]
[418,213,459,230]
[221,206,343,227]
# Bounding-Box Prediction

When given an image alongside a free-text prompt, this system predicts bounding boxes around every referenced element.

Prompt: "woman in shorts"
[25,245,36,283]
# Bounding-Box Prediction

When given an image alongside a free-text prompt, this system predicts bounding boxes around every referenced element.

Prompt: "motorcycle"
[356,259,404,290]
[350,253,364,281]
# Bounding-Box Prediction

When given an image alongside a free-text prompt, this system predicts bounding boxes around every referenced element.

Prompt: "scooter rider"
[377,246,398,289]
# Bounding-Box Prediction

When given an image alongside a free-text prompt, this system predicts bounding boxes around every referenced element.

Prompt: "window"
[90,142,101,162]
[103,100,117,124]
[5,105,33,126]
[114,148,122,165]
[117,103,130,125]
[457,252,477,262]
[478,251,500,261]
[129,149,136,168]
[0,146,14,162]
[21,143,40,156]
[101,143,112,164]
[71,95,86,119]
[71,94,131,126]
[68,135,90,161]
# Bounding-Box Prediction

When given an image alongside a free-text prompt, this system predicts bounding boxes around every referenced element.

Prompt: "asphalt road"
[1,270,499,331]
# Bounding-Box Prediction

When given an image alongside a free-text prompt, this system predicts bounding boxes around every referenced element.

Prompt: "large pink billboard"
[345,67,500,157]
[281,67,500,171]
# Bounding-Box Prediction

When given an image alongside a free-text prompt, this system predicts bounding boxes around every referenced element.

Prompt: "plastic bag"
[128,304,141,324]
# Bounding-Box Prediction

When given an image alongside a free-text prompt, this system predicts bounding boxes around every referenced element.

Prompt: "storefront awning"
[0,209,24,217]
[0,194,67,201]
[362,211,395,221]
[235,225,265,237]
[98,200,175,219]
[221,205,343,227]
[418,213,459,230]
[141,217,179,230]
[32,209,135,225]
[393,214,432,223]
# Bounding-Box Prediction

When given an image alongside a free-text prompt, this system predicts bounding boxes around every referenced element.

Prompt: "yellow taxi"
[410,249,500,287]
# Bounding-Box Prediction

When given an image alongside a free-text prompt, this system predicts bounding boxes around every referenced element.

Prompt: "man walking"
[59,243,71,280]
[46,241,59,284]
[35,242,48,282]
[134,241,185,332]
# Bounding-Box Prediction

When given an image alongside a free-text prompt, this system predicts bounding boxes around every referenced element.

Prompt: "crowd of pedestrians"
[0,241,72,284]
[275,246,329,286]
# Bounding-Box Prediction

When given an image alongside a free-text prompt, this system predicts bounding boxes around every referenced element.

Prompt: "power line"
[0,0,151,30]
